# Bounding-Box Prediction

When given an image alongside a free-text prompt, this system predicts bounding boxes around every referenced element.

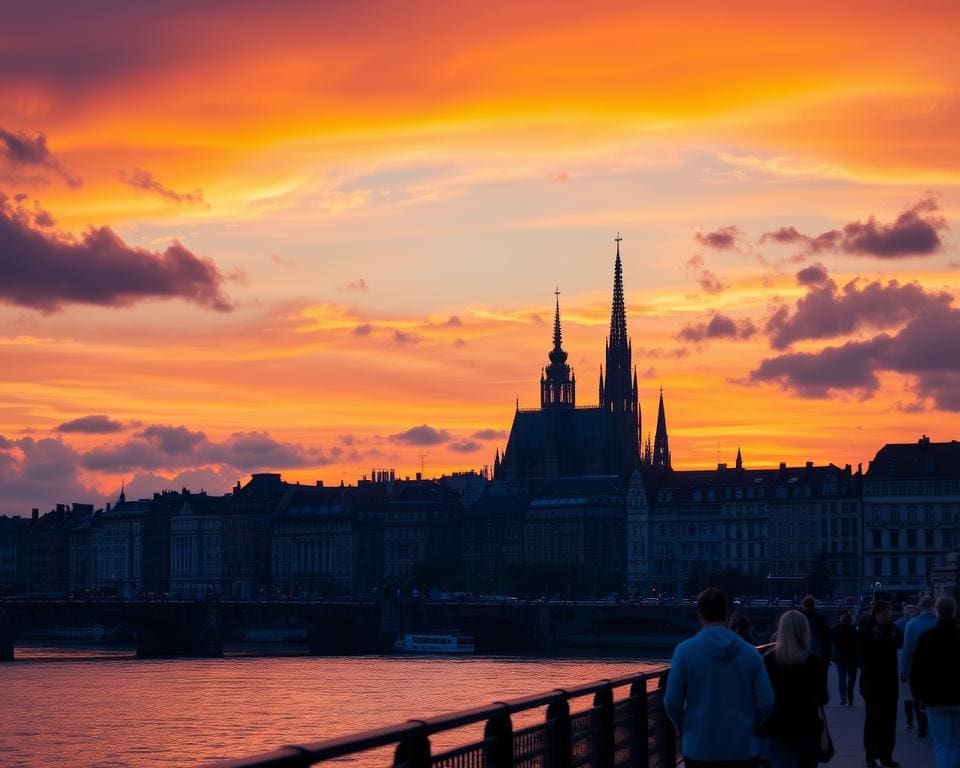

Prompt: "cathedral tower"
[540,290,576,408]
[599,235,640,475]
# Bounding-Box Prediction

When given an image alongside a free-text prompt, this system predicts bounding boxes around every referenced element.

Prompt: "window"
[907,529,917,548]
[925,529,935,548]
[889,530,899,548]
[891,558,900,576]
[908,557,917,576]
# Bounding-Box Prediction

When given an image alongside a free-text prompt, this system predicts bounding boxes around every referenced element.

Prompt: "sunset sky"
[2,1,959,514]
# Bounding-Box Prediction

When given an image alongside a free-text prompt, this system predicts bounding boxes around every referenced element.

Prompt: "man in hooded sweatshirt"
[665,587,775,768]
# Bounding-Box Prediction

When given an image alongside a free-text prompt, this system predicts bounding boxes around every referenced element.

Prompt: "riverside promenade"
[826,666,934,768]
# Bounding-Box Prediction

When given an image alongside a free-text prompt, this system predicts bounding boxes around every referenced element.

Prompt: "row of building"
[1,436,957,599]
[2,240,957,600]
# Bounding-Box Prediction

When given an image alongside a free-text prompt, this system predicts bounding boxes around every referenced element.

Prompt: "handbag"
[818,706,835,763]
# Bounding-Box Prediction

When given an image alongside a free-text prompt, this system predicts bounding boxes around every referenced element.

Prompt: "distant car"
[640,597,660,606]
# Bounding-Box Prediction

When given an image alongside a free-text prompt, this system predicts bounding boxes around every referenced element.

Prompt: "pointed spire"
[552,287,563,349]
[653,387,671,467]
[736,446,743,470]
[609,233,627,347]
[119,478,126,504]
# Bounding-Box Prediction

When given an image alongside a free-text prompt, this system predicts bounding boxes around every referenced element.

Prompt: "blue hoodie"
[901,611,938,676]
[664,625,775,761]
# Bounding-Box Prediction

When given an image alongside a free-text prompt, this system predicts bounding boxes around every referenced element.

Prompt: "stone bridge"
[0,598,828,660]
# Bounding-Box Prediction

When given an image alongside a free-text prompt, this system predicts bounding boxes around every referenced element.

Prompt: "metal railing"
[202,667,677,768]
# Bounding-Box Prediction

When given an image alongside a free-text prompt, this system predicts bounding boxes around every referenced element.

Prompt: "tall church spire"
[735,446,743,470]
[541,289,575,408]
[652,387,671,467]
[609,233,627,347]
[599,234,640,475]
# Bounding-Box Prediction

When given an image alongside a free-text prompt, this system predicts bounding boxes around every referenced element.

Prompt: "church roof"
[498,406,620,482]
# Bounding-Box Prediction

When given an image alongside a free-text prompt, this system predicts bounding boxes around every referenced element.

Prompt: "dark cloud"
[140,424,206,454]
[453,338,467,348]
[471,429,508,440]
[640,366,657,378]
[749,336,891,397]
[759,227,841,258]
[795,263,830,287]
[0,435,98,516]
[449,440,481,453]
[81,424,329,473]
[751,306,960,410]
[119,167,207,206]
[389,424,450,445]
[678,312,756,343]
[841,197,946,258]
[341,278,368,291]
[444,315,462,327]
[0,195,232,312]
[686,254,726,294]
[392,330,421,345]
[352,323,374,336]
[759,197,948,260]
[765,269,952,349]
[695,225,743,251]
[57,415,124,434]
[0,128,82,187]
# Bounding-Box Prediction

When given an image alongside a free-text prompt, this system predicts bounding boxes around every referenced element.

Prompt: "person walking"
[860,600,902,768]
[757,611,829,768]
[801,595,832,671]
[909,596,960,768]
[831,611,859,705]
[902,595,937,737]
[665,587,774,768]
[895,604,920,731]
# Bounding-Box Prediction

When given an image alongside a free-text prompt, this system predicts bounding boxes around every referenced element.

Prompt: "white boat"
[393,632,475,654]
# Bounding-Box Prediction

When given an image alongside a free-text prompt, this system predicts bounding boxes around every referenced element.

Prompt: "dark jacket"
[830,623,859,667]
[859,617,901,698]
[909,620,960,707]
[757,650,829,739]
[803,608,832,665]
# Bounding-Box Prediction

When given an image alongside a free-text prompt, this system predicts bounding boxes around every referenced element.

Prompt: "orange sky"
[1,2,959,512]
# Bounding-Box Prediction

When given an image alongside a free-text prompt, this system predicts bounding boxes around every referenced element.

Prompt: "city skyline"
[2,3,960,515]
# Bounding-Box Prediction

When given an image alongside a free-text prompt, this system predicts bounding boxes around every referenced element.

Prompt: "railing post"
[593,686,615,768]
[657,673,678,767]
[393,722,431,768]
[629,676,649,767]
[483,708,514,768]
[546,696,571,768]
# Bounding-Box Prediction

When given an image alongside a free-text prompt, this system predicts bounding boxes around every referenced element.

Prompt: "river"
[1,647,666,767]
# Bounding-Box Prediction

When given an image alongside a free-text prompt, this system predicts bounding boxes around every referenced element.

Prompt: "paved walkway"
[824,665,935,767]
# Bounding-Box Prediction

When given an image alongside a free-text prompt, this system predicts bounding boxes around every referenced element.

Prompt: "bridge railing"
[201,666,677,768]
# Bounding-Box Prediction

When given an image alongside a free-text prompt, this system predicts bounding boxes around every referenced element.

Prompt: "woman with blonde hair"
[758,610,830,767]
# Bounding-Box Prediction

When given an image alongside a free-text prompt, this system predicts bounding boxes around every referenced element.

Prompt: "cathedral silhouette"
[495,237,670,484]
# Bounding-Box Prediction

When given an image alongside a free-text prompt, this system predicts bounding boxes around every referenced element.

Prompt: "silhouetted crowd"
[664,588,960,768]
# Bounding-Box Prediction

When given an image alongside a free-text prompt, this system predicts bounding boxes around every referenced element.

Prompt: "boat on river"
[393,632,475,654]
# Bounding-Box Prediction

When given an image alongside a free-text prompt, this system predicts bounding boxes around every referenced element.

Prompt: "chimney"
[779,462,787,470]
[806,461,813,468]
[717,462,727,470]
[316,480,323,487]
[32,508,39,522]
[416,472,422,481]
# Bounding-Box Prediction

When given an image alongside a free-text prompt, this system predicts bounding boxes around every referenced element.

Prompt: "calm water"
[2,648,665,768]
